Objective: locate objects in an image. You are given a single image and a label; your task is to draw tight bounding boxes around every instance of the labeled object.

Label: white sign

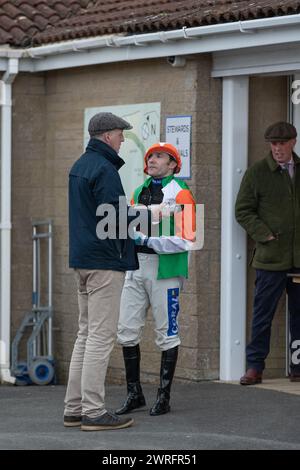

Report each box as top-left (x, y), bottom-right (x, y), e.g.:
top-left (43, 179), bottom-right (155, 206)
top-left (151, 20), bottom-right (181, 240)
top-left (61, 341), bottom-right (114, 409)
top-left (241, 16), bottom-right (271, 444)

top-left (84, 103), bottom-right (161, 200)
top-left (165, 115), bottom-right (191, 179)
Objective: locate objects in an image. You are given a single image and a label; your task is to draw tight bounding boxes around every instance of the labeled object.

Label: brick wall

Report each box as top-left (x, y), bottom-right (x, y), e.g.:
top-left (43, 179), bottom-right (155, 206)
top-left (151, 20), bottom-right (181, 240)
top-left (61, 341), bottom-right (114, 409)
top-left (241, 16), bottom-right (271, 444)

top-left (11, 55), bottom-right (222, 384)
top-left (11, 73), bottom-right (50, 362)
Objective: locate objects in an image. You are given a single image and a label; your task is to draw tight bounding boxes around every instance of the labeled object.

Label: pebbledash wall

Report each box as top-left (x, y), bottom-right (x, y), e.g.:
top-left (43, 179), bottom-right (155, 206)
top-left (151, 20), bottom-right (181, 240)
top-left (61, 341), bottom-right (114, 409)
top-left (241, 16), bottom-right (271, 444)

top-left (10, 55), bottom-right (288, 384)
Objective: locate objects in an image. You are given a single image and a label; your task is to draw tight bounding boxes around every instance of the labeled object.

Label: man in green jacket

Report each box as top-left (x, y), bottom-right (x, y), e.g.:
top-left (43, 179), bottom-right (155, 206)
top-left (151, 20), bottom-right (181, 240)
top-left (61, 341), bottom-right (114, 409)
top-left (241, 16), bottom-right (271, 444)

top-left (235, 121), bottom-right (300, 385)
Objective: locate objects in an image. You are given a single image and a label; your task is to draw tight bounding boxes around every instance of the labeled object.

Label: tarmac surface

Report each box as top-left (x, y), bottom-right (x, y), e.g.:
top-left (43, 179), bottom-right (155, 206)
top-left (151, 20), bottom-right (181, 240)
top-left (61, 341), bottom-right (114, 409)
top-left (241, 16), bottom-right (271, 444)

top-left (0, 381), bottom-right (300, 450)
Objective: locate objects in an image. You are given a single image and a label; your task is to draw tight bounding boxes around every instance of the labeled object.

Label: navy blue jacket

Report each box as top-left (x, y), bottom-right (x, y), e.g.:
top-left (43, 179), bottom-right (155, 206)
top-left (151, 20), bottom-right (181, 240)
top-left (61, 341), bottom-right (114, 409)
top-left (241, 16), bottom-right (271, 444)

top-left (69, 138), bottom-right (138, 271)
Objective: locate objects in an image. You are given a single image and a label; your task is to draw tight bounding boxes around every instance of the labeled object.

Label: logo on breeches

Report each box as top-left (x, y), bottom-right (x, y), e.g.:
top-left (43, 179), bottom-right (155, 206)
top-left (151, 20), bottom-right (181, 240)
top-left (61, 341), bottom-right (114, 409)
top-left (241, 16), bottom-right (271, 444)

top-left (167, 288), bottom-right (180, 336)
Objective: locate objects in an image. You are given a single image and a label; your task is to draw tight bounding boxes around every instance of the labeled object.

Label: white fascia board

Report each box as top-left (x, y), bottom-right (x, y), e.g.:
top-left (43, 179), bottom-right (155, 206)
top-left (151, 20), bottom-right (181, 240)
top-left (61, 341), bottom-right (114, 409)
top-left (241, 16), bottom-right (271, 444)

top-left (23, 13), bottom-right (300, 55)
top-left (0, 58), bottom-right (8, 71)
top-left (17, 24), bottom-right (300, 73)
top-left (18, 58), bottom-right (34, 72)
top-left (213, 64), bottom-right (300, 78)
top-left (213, 43), bottom-right (300, 77)
top-left (1, 14), bottom-right (300, 73)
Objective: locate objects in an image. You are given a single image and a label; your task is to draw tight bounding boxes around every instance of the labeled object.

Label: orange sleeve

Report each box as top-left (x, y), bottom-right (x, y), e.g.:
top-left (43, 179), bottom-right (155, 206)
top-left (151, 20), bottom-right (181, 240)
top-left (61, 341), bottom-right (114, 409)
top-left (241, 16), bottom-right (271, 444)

top-left (175, 189), bottom-right (196, 241)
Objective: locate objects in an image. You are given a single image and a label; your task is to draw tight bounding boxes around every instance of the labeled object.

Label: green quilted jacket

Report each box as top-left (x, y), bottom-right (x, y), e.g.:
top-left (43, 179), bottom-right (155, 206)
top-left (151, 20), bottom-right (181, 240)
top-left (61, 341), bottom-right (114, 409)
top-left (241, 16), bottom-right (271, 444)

top-left (235, 152), bottom-right (300, 271)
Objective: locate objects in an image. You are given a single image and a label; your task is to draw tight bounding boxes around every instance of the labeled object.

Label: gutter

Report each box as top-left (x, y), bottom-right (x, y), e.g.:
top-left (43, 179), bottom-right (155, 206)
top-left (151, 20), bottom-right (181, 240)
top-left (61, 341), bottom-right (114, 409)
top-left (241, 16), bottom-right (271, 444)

top-left (0, 13), bottom-right (299, 72)
top-left (16, 13), bottom-right (300, 72)
top-left (25, 13), bottom-right (300, 56)
top-left (0, 58), bottom-right (18, 384)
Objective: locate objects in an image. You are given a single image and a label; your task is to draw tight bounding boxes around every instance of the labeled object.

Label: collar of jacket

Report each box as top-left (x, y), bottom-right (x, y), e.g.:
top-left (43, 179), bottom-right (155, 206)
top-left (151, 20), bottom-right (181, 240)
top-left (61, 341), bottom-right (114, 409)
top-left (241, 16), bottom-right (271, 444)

top-left (143, 174), bottom-right (174, 188)
top-left (86, 138), bottom-right (125, 170)
top-left (266, 151), bottom-right (300, 172)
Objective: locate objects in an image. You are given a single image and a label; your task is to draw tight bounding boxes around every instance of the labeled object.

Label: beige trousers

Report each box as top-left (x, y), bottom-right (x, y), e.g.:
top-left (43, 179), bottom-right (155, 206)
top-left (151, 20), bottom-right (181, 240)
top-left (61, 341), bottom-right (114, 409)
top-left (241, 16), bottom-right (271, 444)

top-left (64, 269), bottom-right (125, 418)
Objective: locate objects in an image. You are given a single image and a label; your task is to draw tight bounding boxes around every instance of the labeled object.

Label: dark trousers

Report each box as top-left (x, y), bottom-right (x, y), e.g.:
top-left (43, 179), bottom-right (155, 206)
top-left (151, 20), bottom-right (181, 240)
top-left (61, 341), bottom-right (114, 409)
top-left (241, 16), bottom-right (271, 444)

top-left (246, 268), bottom-right (300, 373)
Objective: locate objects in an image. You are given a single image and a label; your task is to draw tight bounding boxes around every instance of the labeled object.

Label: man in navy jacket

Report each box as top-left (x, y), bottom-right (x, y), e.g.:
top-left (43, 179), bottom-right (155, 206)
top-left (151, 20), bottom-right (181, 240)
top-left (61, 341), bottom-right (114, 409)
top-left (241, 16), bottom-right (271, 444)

top-left (64, 112), bottom-right (138, 431)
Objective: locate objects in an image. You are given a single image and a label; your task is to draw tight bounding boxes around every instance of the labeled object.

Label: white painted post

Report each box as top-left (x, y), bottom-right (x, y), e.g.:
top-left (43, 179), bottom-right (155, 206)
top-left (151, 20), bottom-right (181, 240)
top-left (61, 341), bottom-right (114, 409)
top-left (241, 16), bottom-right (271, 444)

top-left (220, 76), bottom-right (249, 380)
top-left (0, 59), bottom-right (18, 384)
top-left (0, 81), bottom-right (13, 383)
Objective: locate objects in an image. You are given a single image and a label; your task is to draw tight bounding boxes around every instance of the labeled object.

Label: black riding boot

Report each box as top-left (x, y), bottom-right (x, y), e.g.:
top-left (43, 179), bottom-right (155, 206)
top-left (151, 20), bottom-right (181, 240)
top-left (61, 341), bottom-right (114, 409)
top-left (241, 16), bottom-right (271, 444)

top-left (116, 345), bottom-right (146, 415)
top-left (150, 346), bottom-right (178, 416)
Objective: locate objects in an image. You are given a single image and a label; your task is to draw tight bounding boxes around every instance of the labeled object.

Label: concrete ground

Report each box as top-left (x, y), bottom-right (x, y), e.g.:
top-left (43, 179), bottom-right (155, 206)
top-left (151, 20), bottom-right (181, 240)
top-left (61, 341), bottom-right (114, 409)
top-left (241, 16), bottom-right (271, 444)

top-left (249, 378), bottom-right (300, 396)
top-left (0, 379), bottom-right (300, 450)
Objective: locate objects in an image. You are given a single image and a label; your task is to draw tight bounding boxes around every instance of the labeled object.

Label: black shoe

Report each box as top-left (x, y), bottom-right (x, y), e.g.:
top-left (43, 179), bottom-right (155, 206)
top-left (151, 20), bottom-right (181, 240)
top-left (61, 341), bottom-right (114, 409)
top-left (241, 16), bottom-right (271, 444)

top-left (81, 411), bottom-right (134, 431)
top-left (63, 414), bottom-right (82, 427)
top-left (116, 382), bottom-right (146, 415)
top-left (149, 390), bottom-right (170, 416)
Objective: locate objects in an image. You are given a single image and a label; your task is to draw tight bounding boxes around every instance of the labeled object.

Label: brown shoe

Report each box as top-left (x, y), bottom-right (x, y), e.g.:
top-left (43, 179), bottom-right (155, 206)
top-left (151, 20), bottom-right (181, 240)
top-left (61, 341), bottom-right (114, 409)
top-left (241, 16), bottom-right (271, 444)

top-left (240, 368), bottom-right (262, 386)
top-left (289, 372), bottom-right (300, 382)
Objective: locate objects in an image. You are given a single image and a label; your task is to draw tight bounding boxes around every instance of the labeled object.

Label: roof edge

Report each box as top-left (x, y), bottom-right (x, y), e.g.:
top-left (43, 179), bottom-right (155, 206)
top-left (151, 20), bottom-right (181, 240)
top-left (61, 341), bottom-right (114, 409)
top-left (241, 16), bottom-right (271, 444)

top-left (1, 14), bottom-right (300, 74)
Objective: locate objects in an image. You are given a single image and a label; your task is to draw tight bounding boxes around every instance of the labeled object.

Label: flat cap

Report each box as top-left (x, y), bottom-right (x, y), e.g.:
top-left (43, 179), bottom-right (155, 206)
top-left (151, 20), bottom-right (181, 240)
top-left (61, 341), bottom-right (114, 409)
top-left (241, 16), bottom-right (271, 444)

top-left (88, 112), bottom-right (132, 136)
top-left (264, 121), bottom-right (297, 142)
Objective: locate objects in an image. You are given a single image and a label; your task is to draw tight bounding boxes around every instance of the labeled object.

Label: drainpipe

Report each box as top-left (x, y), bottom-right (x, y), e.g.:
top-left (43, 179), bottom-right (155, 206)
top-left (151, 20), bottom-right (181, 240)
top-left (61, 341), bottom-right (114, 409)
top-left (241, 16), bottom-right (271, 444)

top-left (0, 58), bottom-right (18, 384)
